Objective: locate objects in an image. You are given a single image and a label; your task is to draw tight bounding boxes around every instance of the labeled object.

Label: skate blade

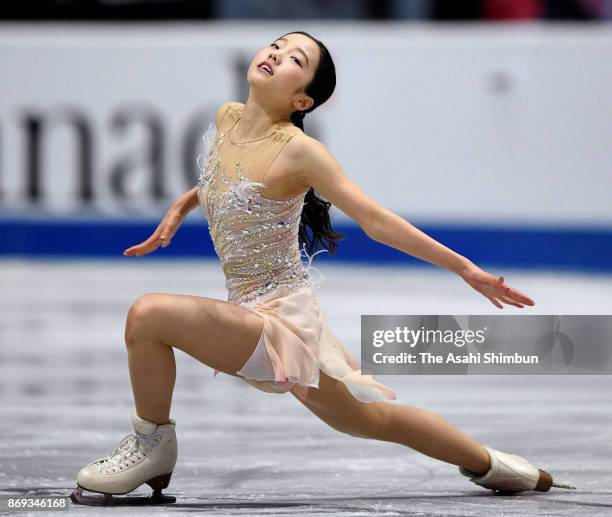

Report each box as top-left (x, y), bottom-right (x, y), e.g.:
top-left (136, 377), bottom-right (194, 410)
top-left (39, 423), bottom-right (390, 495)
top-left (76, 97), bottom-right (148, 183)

top-left (492, 489), bottom-right (522, 496)
top-left (552, 483), bottom-right (577, 490)
top-left (70, 486), bottom-right (175, 506)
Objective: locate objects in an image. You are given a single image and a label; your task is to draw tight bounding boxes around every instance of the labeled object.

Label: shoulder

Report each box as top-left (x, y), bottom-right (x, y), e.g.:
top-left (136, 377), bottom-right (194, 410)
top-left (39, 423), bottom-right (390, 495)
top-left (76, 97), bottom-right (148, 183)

top-left (284, 131), bottom-right (327, 162)
top-left (284, 131), bottom-right (334, 181)
top-left (215, 101), bottom-right (244, 130)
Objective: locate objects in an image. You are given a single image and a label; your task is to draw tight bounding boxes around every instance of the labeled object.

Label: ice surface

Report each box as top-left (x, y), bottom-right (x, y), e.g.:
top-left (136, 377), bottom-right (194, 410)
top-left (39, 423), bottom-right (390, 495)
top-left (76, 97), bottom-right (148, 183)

top-left (0, 259), bottom-right (610, 516)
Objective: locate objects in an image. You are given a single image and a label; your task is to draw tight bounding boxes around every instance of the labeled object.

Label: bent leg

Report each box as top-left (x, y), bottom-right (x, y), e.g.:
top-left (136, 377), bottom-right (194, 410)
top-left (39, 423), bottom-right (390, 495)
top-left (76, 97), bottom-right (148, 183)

top-left (125, 292), bottom-right (264, 424)
top-left (291, 371), bottom-right (490, 475)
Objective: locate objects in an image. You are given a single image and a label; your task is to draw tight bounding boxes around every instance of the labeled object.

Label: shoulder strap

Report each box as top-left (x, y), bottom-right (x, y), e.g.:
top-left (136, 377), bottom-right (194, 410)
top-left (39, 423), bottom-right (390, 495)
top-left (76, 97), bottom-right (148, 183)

top-left (217, 102), bottom-right (244, 132)
top-left (259, 125), bottom-right (302, 187)
top-left (269, 123), bottom-right (301, 143)
top-left (225, 102), bottom-right (245, 125)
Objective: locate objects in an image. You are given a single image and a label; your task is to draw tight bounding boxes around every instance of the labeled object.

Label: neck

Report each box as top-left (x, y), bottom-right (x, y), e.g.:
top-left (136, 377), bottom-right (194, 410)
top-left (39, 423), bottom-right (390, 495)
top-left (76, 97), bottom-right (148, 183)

top-left (237, 96), bottom-right (291, 141)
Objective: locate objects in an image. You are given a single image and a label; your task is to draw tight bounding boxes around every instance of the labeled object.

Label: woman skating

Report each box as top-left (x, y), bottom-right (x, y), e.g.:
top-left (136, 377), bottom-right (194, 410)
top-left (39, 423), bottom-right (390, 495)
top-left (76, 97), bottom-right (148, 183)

top-left (71, 31), bottom-right (574, 505)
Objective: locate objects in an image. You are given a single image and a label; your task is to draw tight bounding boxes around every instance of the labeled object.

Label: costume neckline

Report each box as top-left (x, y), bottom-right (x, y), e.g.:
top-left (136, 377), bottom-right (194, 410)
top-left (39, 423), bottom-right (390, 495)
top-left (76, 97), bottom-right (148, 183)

top-left (227, 106), bottom-right (292, 146)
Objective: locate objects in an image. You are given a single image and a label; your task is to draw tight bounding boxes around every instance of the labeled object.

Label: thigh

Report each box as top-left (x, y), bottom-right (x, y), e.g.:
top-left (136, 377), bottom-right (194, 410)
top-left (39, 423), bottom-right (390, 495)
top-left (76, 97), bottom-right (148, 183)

top-left (290, 370), bottom-right (388, 439)
top-left (127, 292), bottom-right (263, 377)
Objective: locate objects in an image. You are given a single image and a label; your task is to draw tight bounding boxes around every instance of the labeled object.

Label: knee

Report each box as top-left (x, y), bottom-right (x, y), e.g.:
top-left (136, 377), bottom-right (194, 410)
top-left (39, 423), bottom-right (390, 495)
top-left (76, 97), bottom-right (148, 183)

top-left (125, 293), bottom-right (161, 345)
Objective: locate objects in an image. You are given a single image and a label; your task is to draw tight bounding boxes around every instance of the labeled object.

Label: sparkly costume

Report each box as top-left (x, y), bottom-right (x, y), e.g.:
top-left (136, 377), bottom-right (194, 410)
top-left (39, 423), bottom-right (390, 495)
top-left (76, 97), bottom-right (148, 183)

top-left (196, 102), bottom-right (396, 403)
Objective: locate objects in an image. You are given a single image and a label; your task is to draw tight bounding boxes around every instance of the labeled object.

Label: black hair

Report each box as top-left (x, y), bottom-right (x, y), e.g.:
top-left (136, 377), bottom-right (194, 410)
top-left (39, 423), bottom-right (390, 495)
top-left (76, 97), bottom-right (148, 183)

top-left (278, 30), bottom-right (344, 258)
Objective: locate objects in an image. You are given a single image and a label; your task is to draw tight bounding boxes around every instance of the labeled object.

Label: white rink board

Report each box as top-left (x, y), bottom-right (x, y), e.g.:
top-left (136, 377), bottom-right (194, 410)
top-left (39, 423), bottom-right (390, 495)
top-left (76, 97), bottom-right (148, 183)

top-left (0, 23), bottom-right (611, 225)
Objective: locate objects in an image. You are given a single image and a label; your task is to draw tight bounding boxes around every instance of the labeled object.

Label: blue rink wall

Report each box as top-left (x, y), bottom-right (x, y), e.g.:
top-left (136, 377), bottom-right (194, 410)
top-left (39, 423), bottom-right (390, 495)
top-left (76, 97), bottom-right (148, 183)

top-left (2, 218), bottom-right (611, 273)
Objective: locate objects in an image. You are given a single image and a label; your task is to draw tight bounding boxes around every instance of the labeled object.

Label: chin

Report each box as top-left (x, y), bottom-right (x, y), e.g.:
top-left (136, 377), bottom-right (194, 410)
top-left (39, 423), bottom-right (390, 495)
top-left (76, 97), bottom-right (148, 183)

top-left (247, 69), bottom-right (268, 85)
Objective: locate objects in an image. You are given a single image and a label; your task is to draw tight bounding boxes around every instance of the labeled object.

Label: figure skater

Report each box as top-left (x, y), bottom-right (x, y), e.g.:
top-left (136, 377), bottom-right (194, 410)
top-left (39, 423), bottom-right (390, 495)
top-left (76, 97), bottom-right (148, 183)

top-left (71, 31), bottom-right (575, 505)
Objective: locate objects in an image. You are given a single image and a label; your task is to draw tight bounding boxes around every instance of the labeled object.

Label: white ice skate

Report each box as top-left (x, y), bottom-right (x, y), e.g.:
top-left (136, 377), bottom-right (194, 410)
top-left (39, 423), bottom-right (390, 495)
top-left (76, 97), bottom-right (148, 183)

top-left (459, 445), bottom-right (576, 495)
top-left (70, 412), bottom-right (177, 505)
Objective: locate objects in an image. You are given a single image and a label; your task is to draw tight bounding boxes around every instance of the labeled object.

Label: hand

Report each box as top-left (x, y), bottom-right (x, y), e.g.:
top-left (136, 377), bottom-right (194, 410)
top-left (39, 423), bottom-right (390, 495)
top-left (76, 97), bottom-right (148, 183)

top-left (123, 205), bottom-right (186, 257)
top-left (458, 261), bottom-right (535, 309)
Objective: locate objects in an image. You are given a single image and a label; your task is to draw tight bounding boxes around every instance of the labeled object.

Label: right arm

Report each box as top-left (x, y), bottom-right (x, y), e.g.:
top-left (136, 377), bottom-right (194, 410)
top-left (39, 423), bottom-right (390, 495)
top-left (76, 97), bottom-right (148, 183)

top-left (123, 102), bottom-right (234, 257)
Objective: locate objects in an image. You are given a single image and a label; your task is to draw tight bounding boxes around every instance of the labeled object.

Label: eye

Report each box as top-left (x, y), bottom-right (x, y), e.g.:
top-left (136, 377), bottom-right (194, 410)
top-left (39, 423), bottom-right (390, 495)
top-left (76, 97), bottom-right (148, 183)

top-left (270, 42), bottom-right (302, 67)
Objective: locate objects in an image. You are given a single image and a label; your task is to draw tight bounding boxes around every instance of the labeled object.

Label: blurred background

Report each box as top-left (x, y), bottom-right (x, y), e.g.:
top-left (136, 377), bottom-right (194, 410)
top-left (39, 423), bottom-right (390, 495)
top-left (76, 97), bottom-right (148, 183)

top-left (1, 0), bottom-right (611, 268)
top-left (1, 2), bottom-right (611, 514)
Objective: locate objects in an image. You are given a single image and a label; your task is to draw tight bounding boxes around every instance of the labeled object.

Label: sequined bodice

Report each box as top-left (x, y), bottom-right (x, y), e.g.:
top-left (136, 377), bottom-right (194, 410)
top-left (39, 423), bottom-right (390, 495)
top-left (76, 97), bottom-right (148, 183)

top-left (195, 104), bottom-right (319, 306)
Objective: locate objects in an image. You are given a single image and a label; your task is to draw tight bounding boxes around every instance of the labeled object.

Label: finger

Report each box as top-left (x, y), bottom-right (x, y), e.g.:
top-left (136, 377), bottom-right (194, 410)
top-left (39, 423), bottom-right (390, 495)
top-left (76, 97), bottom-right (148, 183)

top-left (125, 239), bottom-right (162, 257)
top-left (499, 295), bottom-right (524, 308)
top-left (123, 242), bottom-right (155, 256)
top-left (125, 235), bottom-right (158, 252)
top-left (501, 285), bottom-right (535, 306)
top-left (123, 246), bottom-right (144, 256)
top-left (501, 296), bottom-right (524, 308)
top-left (487, 296), bottom-right (504, 309)
top-left (493, 282), bottom-right (515, 297)
top-left (511, 288), bottom-right (535, 306)
top-left (123, 220), bottom-right (174, 255)
top-left (509, 292), bottom-right (534, 306)
top-left (135, 229), bottom-right (170, 252)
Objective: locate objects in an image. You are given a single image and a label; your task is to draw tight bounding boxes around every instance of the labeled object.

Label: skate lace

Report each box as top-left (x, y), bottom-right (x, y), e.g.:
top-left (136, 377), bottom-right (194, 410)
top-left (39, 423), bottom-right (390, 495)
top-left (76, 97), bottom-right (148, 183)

top-left (92, 432), bottom-right (162, 473)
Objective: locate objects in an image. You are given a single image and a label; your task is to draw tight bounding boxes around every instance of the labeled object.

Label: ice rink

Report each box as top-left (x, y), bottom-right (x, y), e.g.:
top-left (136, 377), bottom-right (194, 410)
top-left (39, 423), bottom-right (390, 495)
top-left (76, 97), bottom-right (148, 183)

top-left (1, 259), bottom-right (611, 516)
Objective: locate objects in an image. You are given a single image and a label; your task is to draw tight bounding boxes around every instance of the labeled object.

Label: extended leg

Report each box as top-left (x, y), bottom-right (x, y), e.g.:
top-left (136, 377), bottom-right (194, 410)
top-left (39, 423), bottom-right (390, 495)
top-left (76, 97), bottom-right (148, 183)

top-left (291, 371), bottom-right (490, 475)
top-left (124, 292), bottom-right (264, 425)
top-left (292, 372), bottom-right (575, 493)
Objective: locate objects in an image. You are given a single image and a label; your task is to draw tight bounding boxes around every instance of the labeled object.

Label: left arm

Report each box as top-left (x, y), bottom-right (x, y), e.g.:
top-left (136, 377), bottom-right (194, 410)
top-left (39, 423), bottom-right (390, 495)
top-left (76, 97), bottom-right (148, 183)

top-left (292, 136), bottom-right (535, 309)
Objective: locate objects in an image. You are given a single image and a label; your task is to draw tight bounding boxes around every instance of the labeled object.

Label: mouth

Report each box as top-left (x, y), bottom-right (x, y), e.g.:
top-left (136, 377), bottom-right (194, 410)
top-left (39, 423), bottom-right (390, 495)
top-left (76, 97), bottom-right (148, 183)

top-left (257, 61), bottom-right (273, 75)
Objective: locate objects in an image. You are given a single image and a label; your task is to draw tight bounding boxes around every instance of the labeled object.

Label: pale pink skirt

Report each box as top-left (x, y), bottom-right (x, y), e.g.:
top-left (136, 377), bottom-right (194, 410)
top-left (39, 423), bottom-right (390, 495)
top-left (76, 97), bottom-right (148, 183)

top-left (213, 284), bottom-right (397, 404)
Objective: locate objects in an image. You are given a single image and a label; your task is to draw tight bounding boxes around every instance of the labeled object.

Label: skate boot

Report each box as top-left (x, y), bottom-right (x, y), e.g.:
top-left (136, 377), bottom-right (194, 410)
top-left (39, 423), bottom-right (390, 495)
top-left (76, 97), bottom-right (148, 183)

top-left (459, 445), bottom-right (576, 495)
top-left (70, 412), bottom-right (177, 506)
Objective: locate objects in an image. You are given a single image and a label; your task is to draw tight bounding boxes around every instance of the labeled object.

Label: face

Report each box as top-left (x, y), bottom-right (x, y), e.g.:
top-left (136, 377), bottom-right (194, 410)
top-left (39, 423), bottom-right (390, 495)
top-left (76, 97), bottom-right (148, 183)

top-left (247, 32), bottom-right (320, 113)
